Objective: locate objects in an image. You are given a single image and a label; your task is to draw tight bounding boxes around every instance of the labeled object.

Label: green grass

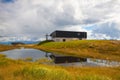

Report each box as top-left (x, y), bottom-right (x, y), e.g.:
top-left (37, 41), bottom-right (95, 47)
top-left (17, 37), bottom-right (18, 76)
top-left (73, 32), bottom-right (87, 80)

top-left (38, 40), bottom-right (54, 45)
top-left (36, 40), bottom-right (120, 61)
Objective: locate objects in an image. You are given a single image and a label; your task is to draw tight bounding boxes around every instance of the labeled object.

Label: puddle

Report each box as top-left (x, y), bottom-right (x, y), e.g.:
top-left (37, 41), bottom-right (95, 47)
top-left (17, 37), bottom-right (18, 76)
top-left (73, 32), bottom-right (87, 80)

top-left (0, 48), bottom-right (120, 67)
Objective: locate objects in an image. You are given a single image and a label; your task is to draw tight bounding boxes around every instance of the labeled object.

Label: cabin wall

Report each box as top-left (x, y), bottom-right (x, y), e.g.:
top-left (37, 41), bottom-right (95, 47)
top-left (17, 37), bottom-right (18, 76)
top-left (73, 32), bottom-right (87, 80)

top-left (52, 37), bottom-right (86, 42)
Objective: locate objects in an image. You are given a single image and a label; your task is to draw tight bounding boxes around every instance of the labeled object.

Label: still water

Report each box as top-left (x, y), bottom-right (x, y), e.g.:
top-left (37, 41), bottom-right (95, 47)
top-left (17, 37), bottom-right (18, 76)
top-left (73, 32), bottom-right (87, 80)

top-left (0, 48), bottom-right (51, 61)
top-left (0, 48), bottom-right (120, 67)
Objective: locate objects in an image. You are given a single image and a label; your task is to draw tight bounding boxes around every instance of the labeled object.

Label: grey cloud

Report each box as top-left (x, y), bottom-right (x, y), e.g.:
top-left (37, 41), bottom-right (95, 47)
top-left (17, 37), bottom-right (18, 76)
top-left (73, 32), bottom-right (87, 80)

top-left (82, 0), bottom-right (120, 24)
top-left (0, 0), bottom-right (120, 41)
top-left (36, 3), bottom-right (79, 27)
top-left (53, 5), bottom-right (79, 26)
top-left (93, 22), bottom-right (120, 39)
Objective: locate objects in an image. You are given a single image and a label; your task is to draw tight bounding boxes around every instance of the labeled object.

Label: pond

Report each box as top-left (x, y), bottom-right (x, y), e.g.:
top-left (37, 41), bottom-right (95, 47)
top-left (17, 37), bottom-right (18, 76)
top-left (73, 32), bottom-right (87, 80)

top-left (0, 48), bottom-right (120, 67)
top-left (0, 48), bottom-right (51, 61)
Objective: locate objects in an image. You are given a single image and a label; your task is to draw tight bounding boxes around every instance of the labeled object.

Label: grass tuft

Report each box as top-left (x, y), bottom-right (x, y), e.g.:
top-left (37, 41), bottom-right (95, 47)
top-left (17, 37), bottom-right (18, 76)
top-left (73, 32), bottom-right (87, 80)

top-left (14, 66), bottom-right (73, 80)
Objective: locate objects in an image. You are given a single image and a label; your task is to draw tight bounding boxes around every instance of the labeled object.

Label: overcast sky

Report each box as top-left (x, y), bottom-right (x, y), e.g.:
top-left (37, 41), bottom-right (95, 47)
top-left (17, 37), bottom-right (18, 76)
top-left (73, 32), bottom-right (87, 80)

top-left (0, 0), bottom-right (120, 41)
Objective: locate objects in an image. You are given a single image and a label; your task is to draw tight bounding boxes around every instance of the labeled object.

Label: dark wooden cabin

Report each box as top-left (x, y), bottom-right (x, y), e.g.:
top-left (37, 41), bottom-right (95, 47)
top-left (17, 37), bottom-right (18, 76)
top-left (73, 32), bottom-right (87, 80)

top-left (50, 30), bottom-right (87, 42)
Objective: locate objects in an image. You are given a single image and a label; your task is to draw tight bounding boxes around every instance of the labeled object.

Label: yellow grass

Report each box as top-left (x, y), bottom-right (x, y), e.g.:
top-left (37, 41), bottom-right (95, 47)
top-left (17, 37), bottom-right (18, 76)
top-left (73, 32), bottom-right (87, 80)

top-left (0, 45), bottom-right (17, 51)
top-left (0, 41), bottom-right (120, 80)
top-left (35, 40), bottom-right (120, 61)
top-left (0, 54), bottom-right (120, 80)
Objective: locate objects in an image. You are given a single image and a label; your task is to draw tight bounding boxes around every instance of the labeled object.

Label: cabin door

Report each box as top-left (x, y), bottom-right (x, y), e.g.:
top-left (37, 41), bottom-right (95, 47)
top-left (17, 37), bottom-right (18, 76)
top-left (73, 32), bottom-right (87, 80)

top-left (63, 39), bottom-right (66, 42)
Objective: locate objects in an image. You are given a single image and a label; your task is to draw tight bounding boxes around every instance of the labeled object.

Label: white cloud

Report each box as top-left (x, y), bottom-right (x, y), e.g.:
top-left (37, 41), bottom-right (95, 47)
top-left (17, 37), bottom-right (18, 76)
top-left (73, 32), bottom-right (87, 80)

top-left (0, 0), bottom-right (120, 41)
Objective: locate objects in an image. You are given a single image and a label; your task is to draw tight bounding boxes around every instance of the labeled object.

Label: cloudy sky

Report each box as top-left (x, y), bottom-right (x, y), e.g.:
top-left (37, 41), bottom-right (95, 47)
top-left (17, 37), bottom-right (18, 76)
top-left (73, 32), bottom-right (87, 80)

top-left (0, 0), bottom-right (120, 41)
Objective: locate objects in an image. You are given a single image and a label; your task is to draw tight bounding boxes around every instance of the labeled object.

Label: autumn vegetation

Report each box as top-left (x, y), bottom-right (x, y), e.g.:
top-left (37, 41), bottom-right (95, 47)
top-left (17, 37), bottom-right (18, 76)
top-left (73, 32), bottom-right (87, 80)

top-left (0, 40), bottom-right (120, 80)
top-left (0, 53), bottom-right (120, 80)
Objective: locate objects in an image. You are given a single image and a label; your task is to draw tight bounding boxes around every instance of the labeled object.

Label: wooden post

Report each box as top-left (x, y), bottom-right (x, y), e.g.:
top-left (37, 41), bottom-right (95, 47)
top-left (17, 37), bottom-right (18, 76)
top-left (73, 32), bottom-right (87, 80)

top-left (45, 33), bottom-right (49, 40)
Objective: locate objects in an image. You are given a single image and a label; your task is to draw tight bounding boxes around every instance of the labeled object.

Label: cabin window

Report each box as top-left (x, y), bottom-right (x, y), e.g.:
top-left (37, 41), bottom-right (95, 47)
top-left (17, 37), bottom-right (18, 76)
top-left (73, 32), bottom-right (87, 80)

top-left (78, 33), bottom-right (81, 35)
top-left (63, 39), bottom-right (66, 42)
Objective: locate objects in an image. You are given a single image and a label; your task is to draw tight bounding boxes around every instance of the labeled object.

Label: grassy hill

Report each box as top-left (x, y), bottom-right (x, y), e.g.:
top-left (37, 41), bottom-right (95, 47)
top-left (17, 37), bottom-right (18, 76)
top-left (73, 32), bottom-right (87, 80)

top-left (37, 40), bottom-right (120, 61)
top-left (0, 41), bottom-right (120, 80)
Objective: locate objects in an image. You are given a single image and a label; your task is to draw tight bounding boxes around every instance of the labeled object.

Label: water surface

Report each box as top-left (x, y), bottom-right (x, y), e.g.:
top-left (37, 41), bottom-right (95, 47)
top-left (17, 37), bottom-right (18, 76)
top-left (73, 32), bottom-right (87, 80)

top-left (1, 48), bottom-right (51, 61)
top-left (1, 48), bottom-right (120, 67)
